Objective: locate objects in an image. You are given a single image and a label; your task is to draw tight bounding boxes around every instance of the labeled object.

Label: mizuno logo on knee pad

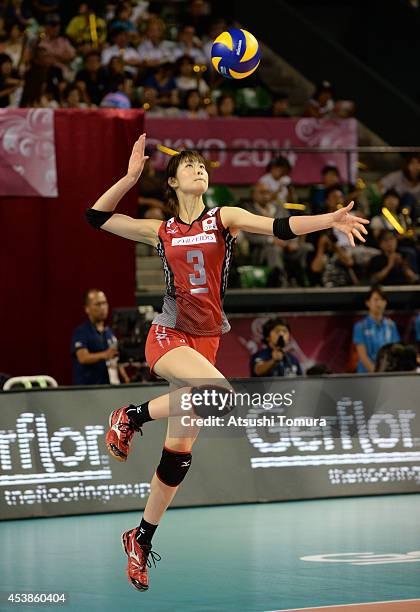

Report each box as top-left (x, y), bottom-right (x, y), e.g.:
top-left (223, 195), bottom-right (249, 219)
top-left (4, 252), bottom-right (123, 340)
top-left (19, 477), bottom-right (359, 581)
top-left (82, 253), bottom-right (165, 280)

top-left (156, 447), bottom-right (192, 487)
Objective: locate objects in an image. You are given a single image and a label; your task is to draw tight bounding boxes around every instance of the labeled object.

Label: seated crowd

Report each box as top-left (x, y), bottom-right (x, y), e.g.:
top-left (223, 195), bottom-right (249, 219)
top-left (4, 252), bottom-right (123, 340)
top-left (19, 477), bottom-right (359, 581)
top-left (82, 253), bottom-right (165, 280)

top-left (139, 150), bottom-right (420, 289)
top-left (0, 1), bottom-right (354, 116)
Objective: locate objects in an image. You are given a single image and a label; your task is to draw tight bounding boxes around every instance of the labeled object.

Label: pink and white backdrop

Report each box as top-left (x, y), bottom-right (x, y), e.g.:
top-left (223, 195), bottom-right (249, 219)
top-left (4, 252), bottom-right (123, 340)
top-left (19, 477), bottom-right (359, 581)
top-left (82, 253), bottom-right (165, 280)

top-left (0, 108), bottom-right (57, 197)
top-left (146, 117), bottom-right (358, 184)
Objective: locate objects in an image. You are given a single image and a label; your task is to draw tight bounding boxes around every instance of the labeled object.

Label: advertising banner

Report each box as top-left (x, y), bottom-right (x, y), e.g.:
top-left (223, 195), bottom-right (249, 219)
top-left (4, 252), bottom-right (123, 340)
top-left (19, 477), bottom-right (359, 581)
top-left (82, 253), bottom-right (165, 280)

top-left (146, 117), bottom-right (357, 184)
top-left (0, 375), bottom-right (419, 520)
top-left (0, 109), bottom-right (57, 197)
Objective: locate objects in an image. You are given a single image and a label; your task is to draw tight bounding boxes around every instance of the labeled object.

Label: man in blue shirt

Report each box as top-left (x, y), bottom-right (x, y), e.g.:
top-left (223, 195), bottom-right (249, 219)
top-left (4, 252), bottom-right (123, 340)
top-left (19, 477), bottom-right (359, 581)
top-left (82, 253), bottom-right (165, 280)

top-left (416, 313), bottom-right (420, 343)
top-left (353, 285), bottom-right (400, 373)
top-left (251, 317), bottom-right (302, 377)
top-left (71, 288), bottom-right (121, 385)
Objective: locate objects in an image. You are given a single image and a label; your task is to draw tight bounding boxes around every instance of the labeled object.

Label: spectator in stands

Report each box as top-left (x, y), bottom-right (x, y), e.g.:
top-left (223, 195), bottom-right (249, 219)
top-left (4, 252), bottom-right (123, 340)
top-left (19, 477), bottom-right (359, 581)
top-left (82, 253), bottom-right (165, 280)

top-left (173, 24), bottom-right (206, 65)
top-left (0, 52), bottom-right (22, 107)
top-left (137, 18), bottom-right (173, 67)
top-left (138, 149), bottom-right (166, 220)
top-left (375, 343), bottom-right (417, 372)
top-left (370, 189), bottom-right (418, 271)
top-left (102, 27), bottom-right (141, 75)
top-left (259, 156), bottom-right (295, 214)
top-left (140, 85), bottom-right (180, 117)
top-left (32, 0), bottom-right (60, 23)
top-left (369, 229), bottom-right (418, 285)
top-left (174, 54), bottom-right (209, 96)
top-left (3, 0), bottom-right (33, 30)
top-left (100, 73), bottom-right (132, 108)
top-left (217, 93), bottom-right (236, 117)
top-left (181, 88), bottom-right (207, 118)
top-left (108, 1), bottom-right (137, 34)
top-left (3, 23), bottom-right (29, 73)
top-left (130, 1), bottom-right (150, 24)
top-left (72, 288), bottom-right (129, 385)
top-left (61, 82), bottom-right (89, 108)
top-left (353, 285), bottom-right (400, 373)
top-left (378, 154), bottom-right (420, 221)
top-left (304, 80), bottom-right (335, 118)
top-left (203, 18), bottom-right (227, 66)
top-left (20, 46), bottom-right (64, 107)
top-left (310, 165), bottom-right (342, 213)
top-left (66, 2), bottom-right (107, 47)
top-left (251, 317), bottom-right (302, 377)
top-left (270, 92), bottom-right (290, 117)
top-left (308, 230), bottom-right (358, 287)
top-left (415, 313), bottom-right (420, 366)
top-left (370, 189), bottom-right (406, 239)
top-left (37, 13), bottom-right (76, 78)
top-left (143, 61), bottom-right (178, 106)
top-left (75, 50), bottom-right (108, 105)
top-left (243, 182), bottom-right (284, 273)
top-left (104, 54), bottom-right (131, 87)
top-left (181, 0), bottom-right (212, 38)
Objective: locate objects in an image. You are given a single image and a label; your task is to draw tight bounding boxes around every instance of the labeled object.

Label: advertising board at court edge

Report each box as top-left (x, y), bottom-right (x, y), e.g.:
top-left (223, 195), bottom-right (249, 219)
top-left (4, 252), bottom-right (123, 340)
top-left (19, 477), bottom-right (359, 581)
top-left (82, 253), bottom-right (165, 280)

top-left (0, 385), bottom-right (419, 514)
top-left (245, 395), bottom-right (420, 487)
top-left (0, 411), bottom-right (151, 509)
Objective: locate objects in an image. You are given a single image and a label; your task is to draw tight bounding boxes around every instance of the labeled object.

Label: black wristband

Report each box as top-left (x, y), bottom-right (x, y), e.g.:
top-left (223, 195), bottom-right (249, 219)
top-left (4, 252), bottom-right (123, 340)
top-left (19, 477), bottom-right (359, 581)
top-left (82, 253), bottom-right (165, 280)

top-left (85, 208), bottom-right (114, 229)
top-left (273, 217), bottom-right (297, 240)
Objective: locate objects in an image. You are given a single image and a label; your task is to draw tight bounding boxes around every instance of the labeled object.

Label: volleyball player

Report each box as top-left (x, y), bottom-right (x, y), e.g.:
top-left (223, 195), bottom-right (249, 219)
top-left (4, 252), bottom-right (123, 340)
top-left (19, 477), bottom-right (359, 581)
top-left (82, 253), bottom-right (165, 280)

top-left (86, 133), bottom-right (369, 591)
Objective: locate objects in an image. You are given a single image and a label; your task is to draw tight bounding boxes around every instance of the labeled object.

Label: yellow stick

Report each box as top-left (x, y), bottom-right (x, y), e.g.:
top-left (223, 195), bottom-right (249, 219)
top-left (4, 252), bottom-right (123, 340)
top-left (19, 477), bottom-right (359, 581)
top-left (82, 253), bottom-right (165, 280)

top-left (382, 207), bottom-right (405, 234)
top-left (284, 203), bottom-right (306, 211)
top-left (89, 13), bottom-right (98, 48)
top-left (156, 144), bottom-right (220, 167)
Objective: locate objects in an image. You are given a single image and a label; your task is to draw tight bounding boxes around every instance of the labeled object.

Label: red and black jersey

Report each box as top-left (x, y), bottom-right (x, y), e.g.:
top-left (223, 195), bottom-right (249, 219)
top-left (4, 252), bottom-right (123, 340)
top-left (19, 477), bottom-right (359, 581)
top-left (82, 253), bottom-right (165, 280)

top-left (152, 206), bottom-right (236, 336)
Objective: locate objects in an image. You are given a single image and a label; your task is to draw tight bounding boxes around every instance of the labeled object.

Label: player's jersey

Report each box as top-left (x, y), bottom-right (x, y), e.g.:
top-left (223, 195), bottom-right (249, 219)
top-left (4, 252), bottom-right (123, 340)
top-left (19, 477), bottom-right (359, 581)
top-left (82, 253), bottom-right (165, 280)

top-left (152, 206), bottom-right (236, 336)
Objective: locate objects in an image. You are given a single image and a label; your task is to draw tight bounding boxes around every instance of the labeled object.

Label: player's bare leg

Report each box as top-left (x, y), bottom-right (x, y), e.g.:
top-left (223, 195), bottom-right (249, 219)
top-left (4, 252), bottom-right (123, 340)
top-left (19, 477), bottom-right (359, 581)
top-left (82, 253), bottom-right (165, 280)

top-left (106, 346), bottom-right (230, 460)
top-left (121, 347), bottom-right (231, 590)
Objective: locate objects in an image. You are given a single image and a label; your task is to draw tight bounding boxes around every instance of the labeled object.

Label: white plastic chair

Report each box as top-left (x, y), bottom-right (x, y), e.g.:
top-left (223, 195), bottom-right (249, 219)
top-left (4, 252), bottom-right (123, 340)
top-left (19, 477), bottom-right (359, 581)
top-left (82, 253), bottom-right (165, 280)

top-left (3, 375), bottom-right (58, 391)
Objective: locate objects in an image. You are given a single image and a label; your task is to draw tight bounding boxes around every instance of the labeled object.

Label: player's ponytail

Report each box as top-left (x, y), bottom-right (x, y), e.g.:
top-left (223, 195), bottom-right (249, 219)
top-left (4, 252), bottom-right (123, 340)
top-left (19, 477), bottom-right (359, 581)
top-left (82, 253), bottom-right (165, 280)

top-left (164, 183), bottom-right (179, 217)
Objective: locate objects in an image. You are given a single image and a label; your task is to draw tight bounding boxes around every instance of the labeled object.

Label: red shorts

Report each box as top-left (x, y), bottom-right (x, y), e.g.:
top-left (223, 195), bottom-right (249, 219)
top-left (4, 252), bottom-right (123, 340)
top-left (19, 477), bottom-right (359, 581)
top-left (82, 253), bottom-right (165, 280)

top-left (145, 324), bottom-right (220, 373)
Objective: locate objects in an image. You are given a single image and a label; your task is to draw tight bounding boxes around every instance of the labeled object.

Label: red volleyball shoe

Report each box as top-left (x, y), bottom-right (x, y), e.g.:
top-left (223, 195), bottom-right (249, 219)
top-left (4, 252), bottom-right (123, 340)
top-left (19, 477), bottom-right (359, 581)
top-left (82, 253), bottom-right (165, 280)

top-left (106, 406), bottom-right (142, 461)
top-left (121, 528), bottom-right (161, 591)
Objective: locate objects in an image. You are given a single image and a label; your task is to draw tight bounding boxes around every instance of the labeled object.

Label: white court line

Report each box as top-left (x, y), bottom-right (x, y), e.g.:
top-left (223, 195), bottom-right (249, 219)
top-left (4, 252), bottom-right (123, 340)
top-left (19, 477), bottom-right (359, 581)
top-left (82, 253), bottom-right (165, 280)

top-left (264, 598), bottom-right (420, 612)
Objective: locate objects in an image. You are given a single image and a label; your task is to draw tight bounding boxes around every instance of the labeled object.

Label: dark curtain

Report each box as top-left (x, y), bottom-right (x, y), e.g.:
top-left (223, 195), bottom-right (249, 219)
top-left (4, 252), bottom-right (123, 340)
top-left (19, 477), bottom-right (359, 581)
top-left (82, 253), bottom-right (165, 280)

top-left (0, 109), bottom-right (144, 384)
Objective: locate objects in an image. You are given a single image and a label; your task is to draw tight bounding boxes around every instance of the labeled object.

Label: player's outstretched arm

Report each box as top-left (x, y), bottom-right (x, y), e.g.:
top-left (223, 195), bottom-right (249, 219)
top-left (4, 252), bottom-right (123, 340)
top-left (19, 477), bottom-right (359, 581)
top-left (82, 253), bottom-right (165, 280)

top-left (86, 133), bottom-right (160, 246)
top-left (220, 202), bottom-right (369, 247)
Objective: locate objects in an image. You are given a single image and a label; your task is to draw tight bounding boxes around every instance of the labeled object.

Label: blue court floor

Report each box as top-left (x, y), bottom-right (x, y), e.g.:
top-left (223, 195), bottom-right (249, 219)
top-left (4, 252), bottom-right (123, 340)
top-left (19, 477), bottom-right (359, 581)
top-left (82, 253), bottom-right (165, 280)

top-left (0, 494), bottom-right (419, 612)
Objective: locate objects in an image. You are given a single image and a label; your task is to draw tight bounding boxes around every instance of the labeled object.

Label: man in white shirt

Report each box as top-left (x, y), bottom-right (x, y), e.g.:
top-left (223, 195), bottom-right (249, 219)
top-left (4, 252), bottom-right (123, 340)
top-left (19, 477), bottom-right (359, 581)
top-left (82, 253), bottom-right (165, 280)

top-left (259, 156), bottom-right (295, 216)
top-left (172, 25), bottom-right (207, 65)
top-left (101, 28), bottom-right (141, 75)
top-left (137, 19), bottom-right (174, 67)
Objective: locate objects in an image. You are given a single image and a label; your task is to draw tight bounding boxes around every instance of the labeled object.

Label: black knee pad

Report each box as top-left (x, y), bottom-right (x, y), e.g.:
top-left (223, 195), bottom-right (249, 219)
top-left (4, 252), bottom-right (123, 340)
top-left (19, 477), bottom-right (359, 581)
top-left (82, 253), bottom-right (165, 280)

top-left (190, 384), bottom-right (235, 417)
top-left (156, 447), bottom-right (192, 487)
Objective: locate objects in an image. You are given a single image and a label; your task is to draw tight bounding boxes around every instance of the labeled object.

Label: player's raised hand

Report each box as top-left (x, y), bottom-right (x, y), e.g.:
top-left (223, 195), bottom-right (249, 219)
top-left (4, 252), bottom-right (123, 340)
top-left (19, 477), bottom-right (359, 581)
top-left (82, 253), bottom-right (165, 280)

top-left (331, 201), bottom-right (369, 247)
top-left (127, 133), bottom-right (149, 182)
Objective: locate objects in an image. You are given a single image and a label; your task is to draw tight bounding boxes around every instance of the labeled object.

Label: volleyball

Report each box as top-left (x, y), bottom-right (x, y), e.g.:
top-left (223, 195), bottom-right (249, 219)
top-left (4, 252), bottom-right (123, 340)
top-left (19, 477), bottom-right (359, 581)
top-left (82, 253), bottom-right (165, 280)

top-left (211, 28), bottom-right (260, 80)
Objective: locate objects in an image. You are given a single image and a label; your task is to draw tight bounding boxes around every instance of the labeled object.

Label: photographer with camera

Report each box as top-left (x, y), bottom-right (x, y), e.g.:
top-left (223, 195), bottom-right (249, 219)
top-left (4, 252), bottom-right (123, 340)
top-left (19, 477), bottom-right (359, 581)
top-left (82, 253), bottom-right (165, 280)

top-left (250, 317), bottom-right (302, 377)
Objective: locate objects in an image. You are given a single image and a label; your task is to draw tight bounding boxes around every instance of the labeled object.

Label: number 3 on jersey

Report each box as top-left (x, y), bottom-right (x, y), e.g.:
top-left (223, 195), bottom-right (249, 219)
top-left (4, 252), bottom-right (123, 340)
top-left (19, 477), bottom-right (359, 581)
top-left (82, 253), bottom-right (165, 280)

top-left (187, 249), bottom-right (209, 294)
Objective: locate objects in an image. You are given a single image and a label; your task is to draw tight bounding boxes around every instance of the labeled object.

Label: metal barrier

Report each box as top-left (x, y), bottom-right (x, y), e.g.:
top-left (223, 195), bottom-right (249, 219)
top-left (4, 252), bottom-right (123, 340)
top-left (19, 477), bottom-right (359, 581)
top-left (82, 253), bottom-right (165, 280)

top-left (3, 376), bottom-right (59, 391)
